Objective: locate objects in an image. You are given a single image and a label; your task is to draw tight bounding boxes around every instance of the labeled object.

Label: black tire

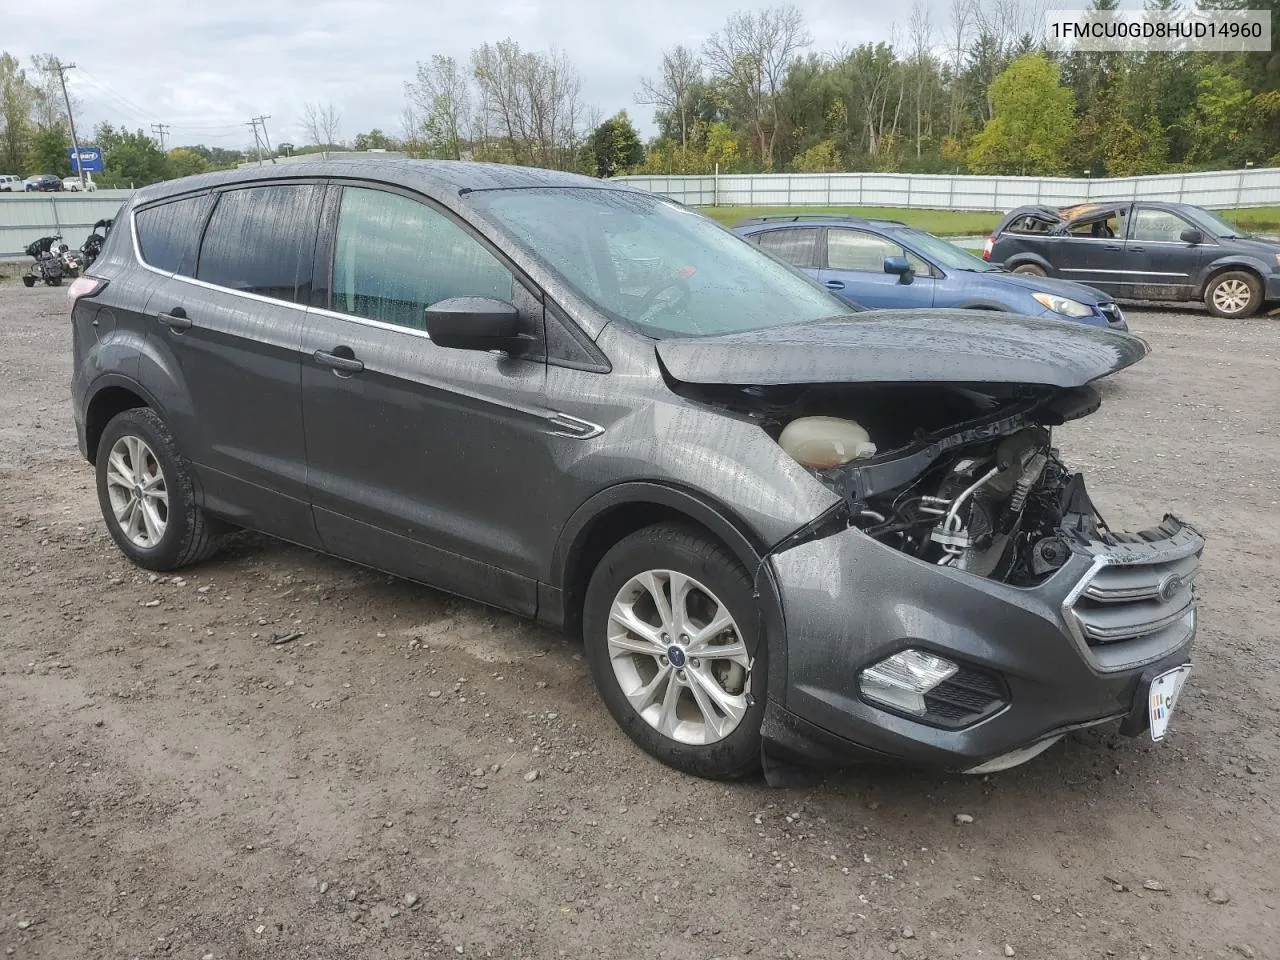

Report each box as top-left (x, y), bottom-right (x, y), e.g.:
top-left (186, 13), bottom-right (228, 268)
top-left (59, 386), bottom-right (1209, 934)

top-left (45, 276), bottom-right (61, 286)
top-left (582, 522), bottom-right (766, 780)
top-left (95, 408), bottom-right (221, 571)
top-left (1205, 270), bottom-right (1262, 318)
top-left (1011, 263), bottom-right (1047, 277)
top-left (21, 275), bottom-right (35, 287)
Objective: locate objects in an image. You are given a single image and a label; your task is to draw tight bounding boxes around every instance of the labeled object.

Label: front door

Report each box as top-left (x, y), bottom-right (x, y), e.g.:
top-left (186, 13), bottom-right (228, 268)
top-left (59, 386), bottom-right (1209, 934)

top-left (299, 184), bottom-right (552, 614)
top-left (819, 228), bottom-right (936, 308)
top-left (1122, 207), bottom-right (1213, 300)
top-left (143, 182), bottom-right (323, 546)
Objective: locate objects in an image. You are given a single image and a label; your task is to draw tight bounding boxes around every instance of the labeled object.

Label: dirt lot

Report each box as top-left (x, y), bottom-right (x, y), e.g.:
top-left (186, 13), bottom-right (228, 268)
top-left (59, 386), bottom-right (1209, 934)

top-left (1, 282), bottom-right (1276, 960)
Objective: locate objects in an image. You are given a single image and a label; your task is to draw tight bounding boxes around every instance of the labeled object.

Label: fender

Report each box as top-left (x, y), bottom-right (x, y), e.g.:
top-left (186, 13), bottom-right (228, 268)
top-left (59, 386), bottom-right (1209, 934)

top-left (1000, 252), bottom-right (1054, 275)
top-left (1194, 255), bottom-right (1271, 296)
top-left (548, 479), bottom-right (790, 707)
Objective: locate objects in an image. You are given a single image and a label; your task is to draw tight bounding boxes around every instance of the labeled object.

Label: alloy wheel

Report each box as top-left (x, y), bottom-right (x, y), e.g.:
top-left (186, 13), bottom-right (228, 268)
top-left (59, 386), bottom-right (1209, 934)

top-left (1212, 278), bottom-right (1252, 315)
top-left (104, 435), bottom-right (169, 548)
top-left (606, 569), bottom-right (752, 745)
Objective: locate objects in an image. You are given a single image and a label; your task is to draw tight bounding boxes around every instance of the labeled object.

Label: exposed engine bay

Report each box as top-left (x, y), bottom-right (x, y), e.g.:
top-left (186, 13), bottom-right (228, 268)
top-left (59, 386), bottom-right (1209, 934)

top-left (677, 380), bottom-right (1114, 586)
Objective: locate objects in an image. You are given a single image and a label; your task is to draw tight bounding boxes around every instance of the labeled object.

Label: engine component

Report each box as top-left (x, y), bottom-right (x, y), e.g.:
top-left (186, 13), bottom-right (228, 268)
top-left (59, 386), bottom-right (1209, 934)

top-left (780, 416), bottom-right (876, 469)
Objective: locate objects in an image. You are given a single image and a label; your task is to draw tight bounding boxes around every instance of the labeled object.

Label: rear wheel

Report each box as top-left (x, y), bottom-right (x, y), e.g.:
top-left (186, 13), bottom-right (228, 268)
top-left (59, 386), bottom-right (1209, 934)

top-left (21, 275), bottom-right (35, 287)
top-left (582, 523), bottom-right (766, 779)
top-left (1205, 270), bottom-right (1261, 318)
top-left (1011, 263), bottom-right (1047, 277)
top-left (96, 408), bottom-right (222, 570)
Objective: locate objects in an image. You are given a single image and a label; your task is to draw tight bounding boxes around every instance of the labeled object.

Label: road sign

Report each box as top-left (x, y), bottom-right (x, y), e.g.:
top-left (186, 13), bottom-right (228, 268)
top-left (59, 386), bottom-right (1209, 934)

top-left (69, 146), bottom-right (104, 173)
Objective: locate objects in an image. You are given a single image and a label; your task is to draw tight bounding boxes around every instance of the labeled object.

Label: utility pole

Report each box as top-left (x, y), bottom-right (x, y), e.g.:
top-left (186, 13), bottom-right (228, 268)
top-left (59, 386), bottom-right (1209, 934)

top-left (246, 118), bottom-right (263, 164)
top-left (51, 58), bottom-right (85, 189)
top-left (150, 122), bottom-right (170, 151)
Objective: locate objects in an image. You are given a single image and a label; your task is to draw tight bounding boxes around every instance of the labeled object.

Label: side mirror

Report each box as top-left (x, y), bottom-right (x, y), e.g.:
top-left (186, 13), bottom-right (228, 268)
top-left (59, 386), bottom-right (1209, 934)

top-left (883, 255), bottom-right (914, 284)
top-left (424, 297), bottom-right (521, 351)
top-left (1180, 227), bottom-right (1203, 245)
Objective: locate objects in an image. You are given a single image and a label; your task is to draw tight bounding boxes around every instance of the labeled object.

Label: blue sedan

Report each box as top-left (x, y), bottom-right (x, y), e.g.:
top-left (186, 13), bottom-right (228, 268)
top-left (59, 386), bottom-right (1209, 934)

top-left (734, 215), bottom-right (1127, 330)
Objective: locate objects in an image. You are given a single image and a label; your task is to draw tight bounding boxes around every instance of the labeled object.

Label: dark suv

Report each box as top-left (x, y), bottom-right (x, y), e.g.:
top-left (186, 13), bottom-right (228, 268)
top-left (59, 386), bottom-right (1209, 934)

top-left (986, 200), bottom-right (1280, 318)
top-left (70, 160), bottom-right (1203, 781)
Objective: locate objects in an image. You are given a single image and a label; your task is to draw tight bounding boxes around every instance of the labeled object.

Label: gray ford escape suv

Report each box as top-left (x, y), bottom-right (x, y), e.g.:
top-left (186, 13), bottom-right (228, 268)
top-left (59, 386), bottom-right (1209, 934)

top-left (70, 160), bottom-right (1204, 781)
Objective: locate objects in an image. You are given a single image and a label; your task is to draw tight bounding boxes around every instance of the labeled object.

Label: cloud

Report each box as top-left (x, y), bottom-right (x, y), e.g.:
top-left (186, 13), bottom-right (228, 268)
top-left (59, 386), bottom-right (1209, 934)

top-left (4, 0), bottom-right (917, 150)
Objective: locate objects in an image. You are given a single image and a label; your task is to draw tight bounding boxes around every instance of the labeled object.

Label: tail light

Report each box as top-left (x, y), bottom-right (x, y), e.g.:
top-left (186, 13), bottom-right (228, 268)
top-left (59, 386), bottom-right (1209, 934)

top-left (981, 237), bottom-right (994, 261)
top-left (67, 276), bottom-right (107, 304)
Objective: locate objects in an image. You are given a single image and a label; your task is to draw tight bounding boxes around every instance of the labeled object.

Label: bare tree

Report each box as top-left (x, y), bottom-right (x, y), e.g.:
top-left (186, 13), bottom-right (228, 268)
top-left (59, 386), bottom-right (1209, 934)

top-left (406, 55), bottom-right (471, 160)
top-left (28, 54), bottom-right (68, 131)
top-left (946, 0), bottom-right (973, 135)
top-left (301, 101), bottom-right (342, 146)
top-left (471, 39), bottom-right (586, 169)
top-left (703, 5), bottom-right (810, 168)
top-left (909, 0), bottom-right (936, 158)
top-left (0, 53), bottom-right (35, 171)
top-left (637, 45), bottom-right (703, 153)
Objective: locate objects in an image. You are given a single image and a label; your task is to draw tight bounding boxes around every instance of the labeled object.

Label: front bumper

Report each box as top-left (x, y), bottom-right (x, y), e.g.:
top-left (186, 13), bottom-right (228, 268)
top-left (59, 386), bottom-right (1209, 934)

top-left (766, 516), bottom-right (1202, 772)
top-left (1264, 273), bottom-right (1280, 302)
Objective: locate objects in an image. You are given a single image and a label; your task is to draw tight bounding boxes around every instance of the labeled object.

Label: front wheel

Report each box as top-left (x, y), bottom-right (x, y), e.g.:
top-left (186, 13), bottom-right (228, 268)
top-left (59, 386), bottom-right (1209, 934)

top-left (21, 275), bottom-right (35, 287)
top-left (1011, 263), bottom-right (1047, 277)
top-left (582, 523), bottom-right (766, 779)
top-left (95, 408), bottom-right (222, 570)
top-left (1205, 270), bottom-right (1262, 318)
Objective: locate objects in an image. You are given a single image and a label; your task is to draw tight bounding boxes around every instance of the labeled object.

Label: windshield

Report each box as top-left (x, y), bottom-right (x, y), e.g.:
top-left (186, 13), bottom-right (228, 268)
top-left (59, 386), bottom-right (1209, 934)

top-left (897, 228), bottom-right (999, 272)
top-left (1181, 206), bottom-right (1242, 238)
top-left (468, 187), bottom-right (852, 337)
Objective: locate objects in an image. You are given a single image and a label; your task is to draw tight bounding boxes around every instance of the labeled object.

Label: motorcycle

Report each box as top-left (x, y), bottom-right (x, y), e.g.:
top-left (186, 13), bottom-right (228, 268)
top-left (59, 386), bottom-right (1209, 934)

top-left (80, 218), bottom-right (113, 269)
top-left (61, 244), bottom-right (85, 277)
top-left (21, 235), bottom-right (66, 287)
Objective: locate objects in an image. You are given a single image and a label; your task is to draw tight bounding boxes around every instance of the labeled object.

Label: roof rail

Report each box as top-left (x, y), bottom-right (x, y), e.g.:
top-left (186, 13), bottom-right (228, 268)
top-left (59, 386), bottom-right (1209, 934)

top-left (733, 213), bottom-right (867, 227)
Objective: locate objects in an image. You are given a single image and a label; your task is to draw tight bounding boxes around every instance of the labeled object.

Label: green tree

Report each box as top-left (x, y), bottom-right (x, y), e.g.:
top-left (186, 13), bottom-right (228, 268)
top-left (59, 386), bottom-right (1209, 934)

top-left (1188, 65), bottom-right (1252, 165)
top-left (967, 54), bottom-right (1076, 175)
top-left (791, 138), bottom-right (840, 172)
top-left (703, 120), bottom-right (743, 171)
top-left (1102, 115), bottom-right (1169, 176)
top-left (353, 129), bottom-right (396, 151)
top-left (166, 147), bottom-right (210, 179)
top-left (583, 111), bottom-right (644, 177)
top-left (28, 124), bottom-right (69, 174)
top-left (0, 52), bottom-right (34, 173)
top-left (101, 128), bottom-right (169, 186)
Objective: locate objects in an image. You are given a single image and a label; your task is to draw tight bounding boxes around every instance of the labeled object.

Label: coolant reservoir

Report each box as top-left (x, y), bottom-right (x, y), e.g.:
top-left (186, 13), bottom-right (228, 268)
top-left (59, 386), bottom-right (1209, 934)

top-left (779, 417), bottom-right (877, 469)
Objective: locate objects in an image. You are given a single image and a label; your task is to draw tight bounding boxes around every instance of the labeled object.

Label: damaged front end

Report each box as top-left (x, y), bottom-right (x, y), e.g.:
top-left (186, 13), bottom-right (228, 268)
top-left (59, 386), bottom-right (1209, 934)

top-left (656, 313), bottom-right (1205, 772)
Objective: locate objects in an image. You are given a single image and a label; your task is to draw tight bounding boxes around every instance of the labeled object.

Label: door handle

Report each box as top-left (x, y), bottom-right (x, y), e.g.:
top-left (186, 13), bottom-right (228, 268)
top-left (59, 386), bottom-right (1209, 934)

top-left (1104, 244), bottom-right (1121, 251)
top-left (156, 308), bottom-right (191, 331)
top-left (313, 348), bottom-right (364, 374)
top-left (824, 279), bottom-right (845, 290)
top-left (1129, 246), bottom-right (1146, 253)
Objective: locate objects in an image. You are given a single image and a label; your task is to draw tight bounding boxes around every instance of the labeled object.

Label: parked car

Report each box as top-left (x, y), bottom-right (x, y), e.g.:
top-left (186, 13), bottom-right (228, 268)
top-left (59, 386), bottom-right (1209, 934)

top-left (735, 214), bottom-right (1127, 330)
top-left (24, 173), bottom-right (63, 192)
top-left (63, 176), bottom-right (97, 192)
top-left (0, 174), bottom-right (24, 191)
top-left (70, 161), bottom-right (1202, 781)
top-left (985, 200), bottom-right (1280, 318)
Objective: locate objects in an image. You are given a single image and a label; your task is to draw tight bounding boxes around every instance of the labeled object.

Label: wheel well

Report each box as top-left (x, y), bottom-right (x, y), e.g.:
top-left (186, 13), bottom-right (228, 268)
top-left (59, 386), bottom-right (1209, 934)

top-left (1203, 264), bottom-right (1262, 296)
top-left (560, 502), bottom-right (738, 642)
top-left (85, 386), bottom-right (147, 464)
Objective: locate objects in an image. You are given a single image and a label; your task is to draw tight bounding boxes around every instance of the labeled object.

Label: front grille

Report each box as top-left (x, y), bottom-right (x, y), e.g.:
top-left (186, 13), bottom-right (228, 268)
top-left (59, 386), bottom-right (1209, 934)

top-left (1065, 518), bottom-right (1203, 672)
top-left (1098, 302), bottom-right (1125, 326)
top-left (923, 665), bottom-right (1008, 728)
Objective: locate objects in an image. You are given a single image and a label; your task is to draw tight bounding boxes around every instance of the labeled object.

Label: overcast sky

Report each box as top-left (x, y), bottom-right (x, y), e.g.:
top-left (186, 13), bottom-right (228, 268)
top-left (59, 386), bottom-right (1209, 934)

top-left (3, 0), bottom-right (967, 151)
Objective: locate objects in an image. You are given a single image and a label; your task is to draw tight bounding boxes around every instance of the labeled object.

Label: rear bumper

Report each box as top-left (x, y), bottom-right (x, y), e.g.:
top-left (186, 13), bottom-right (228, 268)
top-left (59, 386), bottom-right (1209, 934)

top-left (766, 516), bottom-right (1203, 772)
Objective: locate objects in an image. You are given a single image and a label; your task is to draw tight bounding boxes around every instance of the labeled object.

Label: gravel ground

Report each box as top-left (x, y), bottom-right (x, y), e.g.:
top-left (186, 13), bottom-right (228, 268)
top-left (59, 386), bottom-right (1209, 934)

top-left (1, 283), bottom-right (1277, 960)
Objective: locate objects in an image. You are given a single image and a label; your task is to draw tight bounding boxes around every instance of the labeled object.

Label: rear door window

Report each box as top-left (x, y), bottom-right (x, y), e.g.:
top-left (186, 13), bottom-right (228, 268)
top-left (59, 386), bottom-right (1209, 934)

top-left (196, 184), bottom-right (323, 302)
top-left (331, 187), bottom-right (513, 331)
top-left (134, 194), bottom-right (211, 275)
top-left (754, 228), bottom-right (821, 268)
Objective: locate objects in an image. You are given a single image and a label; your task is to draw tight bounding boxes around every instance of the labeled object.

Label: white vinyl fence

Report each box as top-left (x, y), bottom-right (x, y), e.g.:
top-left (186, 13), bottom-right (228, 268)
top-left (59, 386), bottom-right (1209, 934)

top-left (613, 168), bottom-right (1280, 211)
top-left (0, 191), bottom-right (131, 259)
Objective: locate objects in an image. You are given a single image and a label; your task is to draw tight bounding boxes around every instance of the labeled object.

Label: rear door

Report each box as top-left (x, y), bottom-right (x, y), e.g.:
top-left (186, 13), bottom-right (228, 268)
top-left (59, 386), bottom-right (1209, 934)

top-left (299, 183), bottom-right (552, 614)
top-left (819, 227), bottom-right (935, 308)
top-left (751, 226), bottom-right (822, 280)
top-left (1051, 206), bottom-right (1127, 292)
top-left (143, 181), bottom-right (323, 545)
top-left (1122, 206), bottom-right (1212, 300)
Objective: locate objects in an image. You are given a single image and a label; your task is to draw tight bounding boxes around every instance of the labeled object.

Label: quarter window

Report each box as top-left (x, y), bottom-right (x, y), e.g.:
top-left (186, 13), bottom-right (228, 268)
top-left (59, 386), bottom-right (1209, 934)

top-left (196, 185), bottom-right (322, 302)
top-left (1129, 209), bottom-right (1191, 243)
top-left (827, 230), bottom-right (928, 274)
top-left (134, 194), bottom-right (210, 275)
top-left (755, 228), bottom-right (820, 268)
top-left (332, 187), bottom-right (513, 330)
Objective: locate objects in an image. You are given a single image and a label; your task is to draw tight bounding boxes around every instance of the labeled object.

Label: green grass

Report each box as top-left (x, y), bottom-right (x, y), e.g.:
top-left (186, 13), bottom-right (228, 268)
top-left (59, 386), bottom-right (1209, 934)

top-left (700, 204), bottom-right (1280, 237)
top-left (700, 205), bottom-right (1001, 236)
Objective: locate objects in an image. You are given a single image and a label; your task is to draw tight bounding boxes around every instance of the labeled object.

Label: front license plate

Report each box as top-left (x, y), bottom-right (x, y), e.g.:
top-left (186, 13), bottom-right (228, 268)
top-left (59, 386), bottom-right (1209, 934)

top-left (1148, 665), bottom-right (1191, 742)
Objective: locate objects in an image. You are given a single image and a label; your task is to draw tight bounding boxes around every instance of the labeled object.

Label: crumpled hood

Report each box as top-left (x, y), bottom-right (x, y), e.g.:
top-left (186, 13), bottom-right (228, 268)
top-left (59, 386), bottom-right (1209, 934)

top-left (656, 310), bottom-right (1149, 388)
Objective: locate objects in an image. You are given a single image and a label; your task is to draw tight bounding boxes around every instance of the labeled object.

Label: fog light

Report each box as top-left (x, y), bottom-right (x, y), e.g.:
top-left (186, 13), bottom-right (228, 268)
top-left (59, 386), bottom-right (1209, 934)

top-left (860, 650), bottom-right (958, 716)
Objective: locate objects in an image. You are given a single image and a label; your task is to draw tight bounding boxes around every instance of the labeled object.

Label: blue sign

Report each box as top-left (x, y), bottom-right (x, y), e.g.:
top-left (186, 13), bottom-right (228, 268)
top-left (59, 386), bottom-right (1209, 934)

top-left (68, 146), bottom-right (104, 173)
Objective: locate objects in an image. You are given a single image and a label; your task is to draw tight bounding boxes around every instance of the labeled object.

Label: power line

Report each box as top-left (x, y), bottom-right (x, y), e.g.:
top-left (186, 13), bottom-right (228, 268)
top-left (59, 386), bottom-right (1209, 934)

top-left (246, 115), bottom-right (272, 164)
